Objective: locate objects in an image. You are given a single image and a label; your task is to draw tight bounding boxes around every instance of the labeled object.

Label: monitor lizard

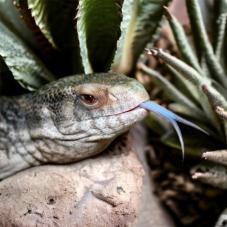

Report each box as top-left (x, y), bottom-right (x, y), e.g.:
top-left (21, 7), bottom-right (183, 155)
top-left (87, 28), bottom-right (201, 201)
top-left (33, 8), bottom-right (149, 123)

top-left (0, 73), bottom-right (149, 179)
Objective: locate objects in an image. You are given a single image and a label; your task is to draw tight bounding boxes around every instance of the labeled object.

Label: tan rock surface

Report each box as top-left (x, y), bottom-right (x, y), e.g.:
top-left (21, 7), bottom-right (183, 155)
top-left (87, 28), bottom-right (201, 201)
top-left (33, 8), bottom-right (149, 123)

top-left (0, 132), bottom-right (143, 227)
top-left (0, 125), bottom-right (175, 227)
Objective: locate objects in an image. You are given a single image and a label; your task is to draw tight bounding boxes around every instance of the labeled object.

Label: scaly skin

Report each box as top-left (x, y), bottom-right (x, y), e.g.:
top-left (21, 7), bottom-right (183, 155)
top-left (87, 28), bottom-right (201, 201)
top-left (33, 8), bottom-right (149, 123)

top-left (0, 73), bottom-right (149, 179)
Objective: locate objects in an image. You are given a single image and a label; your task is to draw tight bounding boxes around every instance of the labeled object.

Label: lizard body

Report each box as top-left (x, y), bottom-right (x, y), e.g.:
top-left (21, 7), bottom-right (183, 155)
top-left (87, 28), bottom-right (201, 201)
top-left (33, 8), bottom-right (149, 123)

top-left (0, 73), bottom-right (149, 179)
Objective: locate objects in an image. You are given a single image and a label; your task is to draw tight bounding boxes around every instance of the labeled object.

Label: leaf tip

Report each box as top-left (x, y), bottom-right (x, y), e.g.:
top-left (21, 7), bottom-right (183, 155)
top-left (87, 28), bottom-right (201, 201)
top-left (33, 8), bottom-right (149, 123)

top-left (163, 6), bottom-right (172, 19)
top-left (145, 48), bottom-right (161, 56)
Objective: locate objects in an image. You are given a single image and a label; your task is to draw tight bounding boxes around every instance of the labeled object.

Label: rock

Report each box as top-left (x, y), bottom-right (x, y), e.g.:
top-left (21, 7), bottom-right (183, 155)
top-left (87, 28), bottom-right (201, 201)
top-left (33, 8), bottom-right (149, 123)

top-left (0, 124), bottom-right (175, 227)
top-left (132, 125), bottom-right (175, 227)
top-left (0, 130), bottom-right (144, 227)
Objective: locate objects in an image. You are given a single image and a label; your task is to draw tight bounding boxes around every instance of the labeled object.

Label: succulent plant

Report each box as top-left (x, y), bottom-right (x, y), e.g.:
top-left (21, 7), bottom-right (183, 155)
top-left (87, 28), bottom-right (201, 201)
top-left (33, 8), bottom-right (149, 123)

top-left (7, 0), bottom-right (227, 225)
top-left (0, 0), bottom-right (172, 97)
top-left (139, 0), bottom-right (227, 200)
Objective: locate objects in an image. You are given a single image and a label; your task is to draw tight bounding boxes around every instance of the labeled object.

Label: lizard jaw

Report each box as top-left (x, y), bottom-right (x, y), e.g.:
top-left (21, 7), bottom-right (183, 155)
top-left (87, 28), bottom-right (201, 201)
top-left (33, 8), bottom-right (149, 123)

top-left (116, 105), bottom-right (148, 116)
top-left (110, 99), bottom-right (149, 118)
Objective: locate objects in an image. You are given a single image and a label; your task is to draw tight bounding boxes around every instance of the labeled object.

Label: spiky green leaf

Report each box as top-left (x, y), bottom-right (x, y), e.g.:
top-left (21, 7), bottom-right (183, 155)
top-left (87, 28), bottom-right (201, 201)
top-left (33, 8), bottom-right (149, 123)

top-left (165, 7), bottom-right (201, 72)
top-left (0, 19), bottom-right (54, 90)
top-left (167, 65), bottom-right (201, 104)
top-left (113, 0), bottom-right (134, 67)
top-left (77, 0), bottom-right (123, 73)
top-left (192, 164), bottom-right (227, 189)
top-left (27, 0), bottom-right (54, 47)
top-left (139, 63), bottom-right (204, 118)
top-left (214, 13), bottom-right (227, 60)
top-left (147, 48), bottom-right (205, 86)
top-left (203, 150), bottom-right (227, 167)
top-left (186, 0), bottom-right (227, 88)
top-left (168, 103), bottom-right (205, 123)
top-left (27, 0), bottom-right (77, 48)
top-left (147, 48), bottom-right (222, 131)
top-left (25, 0), bottom-right (83, 74)
top-left (0, 0), bottom-right (37, 48)
top-left (213, 0), bottom-right (227, 62)
top-left (118, 0), bottom-right (171, 74)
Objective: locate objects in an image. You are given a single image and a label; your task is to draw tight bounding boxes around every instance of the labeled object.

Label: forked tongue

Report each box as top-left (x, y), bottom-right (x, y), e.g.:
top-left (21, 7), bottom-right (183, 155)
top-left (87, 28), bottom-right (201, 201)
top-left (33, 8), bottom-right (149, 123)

top-left (140, 101), bottom-right (208, 160)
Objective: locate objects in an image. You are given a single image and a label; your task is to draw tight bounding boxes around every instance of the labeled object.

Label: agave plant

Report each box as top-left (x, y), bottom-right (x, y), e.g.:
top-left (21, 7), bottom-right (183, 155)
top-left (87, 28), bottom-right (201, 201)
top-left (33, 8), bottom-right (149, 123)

top-left (0, 0), bottom-right (172, 97)
top-left (139, 0), bottom-right (227, 216)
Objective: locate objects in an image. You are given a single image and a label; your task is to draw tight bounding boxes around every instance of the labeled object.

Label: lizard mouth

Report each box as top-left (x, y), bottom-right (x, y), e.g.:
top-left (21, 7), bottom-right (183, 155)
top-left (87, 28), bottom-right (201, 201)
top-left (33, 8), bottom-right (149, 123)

top-left (113, 100), bottom-right (150, 116)
top-left (86, 102), bottom-right (149, 121)
top-left (75, 100), bottom-right (150, 123)
top-left (115, 106), bottom-right (146, 115)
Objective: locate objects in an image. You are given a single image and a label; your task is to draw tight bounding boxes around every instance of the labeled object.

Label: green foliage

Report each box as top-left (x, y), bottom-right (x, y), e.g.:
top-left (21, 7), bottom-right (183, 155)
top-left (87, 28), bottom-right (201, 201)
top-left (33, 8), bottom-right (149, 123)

top-left (16, 0), bottom-right (83, 75)
top-left (140, 1), bottom-right (227, 193)
top-left (117, 0), bottom-right (171, 74)
top-left (0, 0), bottom-right (38, 49)
top-left (164, 7), bottom-right (201, 72)
top-left (186, 0), bottom-right (227, 88)
top-left (214, 1), bottom-right (227, 60)
top-left (2, 0), bottom-right (227, 220)
top-left (77, 0), bottom-right (123, 73)
top-left (0, 19), bottom-right (54, 90)
top-left (27, 0), bottom-right (82, 72)
top-left (141, 1), bottom-right (227, 144)
top-left (0, 0), bottom-right (169, 91)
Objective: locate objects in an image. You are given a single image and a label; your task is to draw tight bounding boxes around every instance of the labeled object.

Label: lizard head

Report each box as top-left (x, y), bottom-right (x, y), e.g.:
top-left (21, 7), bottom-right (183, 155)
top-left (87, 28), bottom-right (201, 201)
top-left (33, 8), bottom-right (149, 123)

top-left (26, 73), bottom-right (149, 162)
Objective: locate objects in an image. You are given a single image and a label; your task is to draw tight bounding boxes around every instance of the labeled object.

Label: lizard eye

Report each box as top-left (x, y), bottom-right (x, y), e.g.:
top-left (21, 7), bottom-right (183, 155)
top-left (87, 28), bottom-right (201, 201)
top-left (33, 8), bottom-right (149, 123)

top-left (79, 94), bottom-right (97, 105)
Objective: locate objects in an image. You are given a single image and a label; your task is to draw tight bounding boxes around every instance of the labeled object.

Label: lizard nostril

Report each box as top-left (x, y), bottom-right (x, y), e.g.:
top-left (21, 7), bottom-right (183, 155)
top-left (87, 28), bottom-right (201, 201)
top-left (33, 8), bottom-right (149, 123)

top-left (109, 93), bottom-right (118, 102)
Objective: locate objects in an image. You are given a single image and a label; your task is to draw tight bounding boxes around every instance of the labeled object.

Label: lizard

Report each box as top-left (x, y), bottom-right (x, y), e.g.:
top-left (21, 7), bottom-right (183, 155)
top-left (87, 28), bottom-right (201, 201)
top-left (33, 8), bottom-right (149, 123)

top-left (0, 73), bottom-right (149, 179)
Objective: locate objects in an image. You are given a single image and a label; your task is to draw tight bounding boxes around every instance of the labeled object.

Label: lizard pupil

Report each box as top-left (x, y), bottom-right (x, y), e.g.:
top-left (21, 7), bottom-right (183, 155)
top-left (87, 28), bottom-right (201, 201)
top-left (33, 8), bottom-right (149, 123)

top-left (80, 94), bottom-right (97, 105)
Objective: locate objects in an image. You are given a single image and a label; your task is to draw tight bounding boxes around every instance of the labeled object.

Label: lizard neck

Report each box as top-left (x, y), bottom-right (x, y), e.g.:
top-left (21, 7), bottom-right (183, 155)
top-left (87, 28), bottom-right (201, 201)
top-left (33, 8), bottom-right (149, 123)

top-left (0, 96), bottom-right (40, 179)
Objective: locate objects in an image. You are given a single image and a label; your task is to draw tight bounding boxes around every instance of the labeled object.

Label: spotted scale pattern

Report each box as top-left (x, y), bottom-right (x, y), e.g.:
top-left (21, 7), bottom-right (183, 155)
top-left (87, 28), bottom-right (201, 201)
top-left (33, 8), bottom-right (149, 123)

top-left (0, 73), bottom-right (149, 179)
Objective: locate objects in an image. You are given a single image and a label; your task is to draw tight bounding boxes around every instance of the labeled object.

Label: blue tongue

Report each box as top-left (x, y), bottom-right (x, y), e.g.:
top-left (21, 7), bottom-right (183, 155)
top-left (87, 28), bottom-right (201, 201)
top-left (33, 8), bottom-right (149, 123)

top-left (140, 101), bottom-right (208, 160)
